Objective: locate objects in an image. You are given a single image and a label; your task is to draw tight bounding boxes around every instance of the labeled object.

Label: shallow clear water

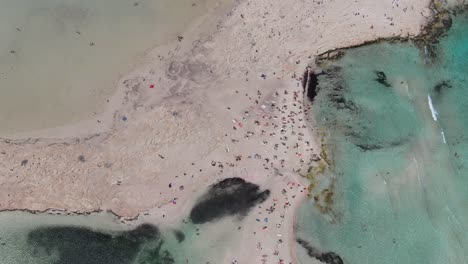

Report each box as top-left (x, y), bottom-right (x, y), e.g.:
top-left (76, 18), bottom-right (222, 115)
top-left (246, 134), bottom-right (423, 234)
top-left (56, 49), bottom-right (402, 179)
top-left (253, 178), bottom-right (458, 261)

top-left (0, 0), bottom-right (215, 135)
top-left (296, 13), bottom-right (468, 264)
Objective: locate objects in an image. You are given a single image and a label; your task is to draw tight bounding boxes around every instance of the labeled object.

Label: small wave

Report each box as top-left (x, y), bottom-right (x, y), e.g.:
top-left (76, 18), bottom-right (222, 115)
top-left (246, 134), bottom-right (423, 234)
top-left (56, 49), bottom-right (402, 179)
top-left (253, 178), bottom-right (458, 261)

top-left (441, 129), bottom-right (447, 144)
top-left (427, 94), bottom-right (439, 121)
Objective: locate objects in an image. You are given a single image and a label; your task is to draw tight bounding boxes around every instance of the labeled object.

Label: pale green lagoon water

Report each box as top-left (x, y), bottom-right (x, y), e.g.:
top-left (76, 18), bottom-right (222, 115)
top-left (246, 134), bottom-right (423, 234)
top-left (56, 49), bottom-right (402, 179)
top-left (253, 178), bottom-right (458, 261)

top-left (0, 0), bottom-right (218, 135)
top-left (0, 211), bottom-right (241, 264)
top-left (296, 13), bottom-right (468, 264)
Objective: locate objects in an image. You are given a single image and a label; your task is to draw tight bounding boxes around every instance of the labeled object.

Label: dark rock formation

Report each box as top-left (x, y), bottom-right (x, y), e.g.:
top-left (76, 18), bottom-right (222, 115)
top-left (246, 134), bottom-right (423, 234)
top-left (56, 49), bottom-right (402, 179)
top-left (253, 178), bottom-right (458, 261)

top-left (302, 68), bottom-right (320, 102)
top-left (189, 177), bottom-right (270, 224)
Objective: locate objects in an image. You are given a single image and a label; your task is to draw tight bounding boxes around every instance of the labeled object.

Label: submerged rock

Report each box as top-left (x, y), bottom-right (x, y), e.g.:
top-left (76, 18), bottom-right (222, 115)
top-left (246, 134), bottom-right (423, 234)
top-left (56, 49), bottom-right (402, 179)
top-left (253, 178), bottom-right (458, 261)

top-left (189, 177), bottom-right (270, 224)
top-left (346, 129), bottom-right (409, 152)
top-left (434, 80), bottom-right (452, 94)
top-left (296, 238), bottom-right (344, 264)
top-left (173, 230), bottom-right (185, 243)
top-left (374, 71), bottom-right (391, 87)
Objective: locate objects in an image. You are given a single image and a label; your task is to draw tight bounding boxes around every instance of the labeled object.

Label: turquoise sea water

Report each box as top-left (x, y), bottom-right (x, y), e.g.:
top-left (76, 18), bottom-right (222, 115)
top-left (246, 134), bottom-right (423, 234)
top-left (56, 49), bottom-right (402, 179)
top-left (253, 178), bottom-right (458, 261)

top-left (296, 13), bottom-right (468, 264)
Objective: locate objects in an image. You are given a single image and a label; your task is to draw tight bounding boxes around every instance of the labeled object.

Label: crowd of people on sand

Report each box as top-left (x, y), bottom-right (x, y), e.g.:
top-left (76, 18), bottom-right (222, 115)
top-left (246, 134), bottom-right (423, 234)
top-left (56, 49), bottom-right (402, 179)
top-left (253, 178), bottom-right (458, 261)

top-left (224, 74), bottom-right (314, 263)
top-left (158, 71), bottom-right (318, 263)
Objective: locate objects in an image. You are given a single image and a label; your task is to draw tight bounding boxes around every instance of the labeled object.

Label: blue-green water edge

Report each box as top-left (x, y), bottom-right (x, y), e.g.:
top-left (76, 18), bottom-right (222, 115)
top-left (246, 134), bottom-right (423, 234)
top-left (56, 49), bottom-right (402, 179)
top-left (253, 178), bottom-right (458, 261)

top-left (296, 13), bottom-right (468, 264)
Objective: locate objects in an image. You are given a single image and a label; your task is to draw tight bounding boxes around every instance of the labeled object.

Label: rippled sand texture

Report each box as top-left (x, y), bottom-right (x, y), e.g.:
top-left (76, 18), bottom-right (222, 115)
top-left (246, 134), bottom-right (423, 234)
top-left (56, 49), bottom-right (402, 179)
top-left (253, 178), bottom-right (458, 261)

top-left (0, 0), bottom-right (216, 135)
top-left (296, 13), bottom-right (468, 264)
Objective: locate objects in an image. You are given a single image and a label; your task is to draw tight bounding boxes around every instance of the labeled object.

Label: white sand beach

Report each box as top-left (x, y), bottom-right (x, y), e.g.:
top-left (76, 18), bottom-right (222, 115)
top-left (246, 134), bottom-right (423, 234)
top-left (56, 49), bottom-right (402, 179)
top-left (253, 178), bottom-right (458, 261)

top-left (0, 0), bottom-right (433, 262)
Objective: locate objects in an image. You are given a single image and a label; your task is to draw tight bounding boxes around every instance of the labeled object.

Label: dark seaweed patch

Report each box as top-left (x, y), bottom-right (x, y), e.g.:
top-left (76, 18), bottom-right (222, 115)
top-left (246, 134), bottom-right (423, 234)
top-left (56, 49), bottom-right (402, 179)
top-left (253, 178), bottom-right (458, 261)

top-left (352, 142), bottom-right (385, 151)
top-left (321, 66), bottom-right (358, 112)
top-left (321, 65), bottom-right (409, 151)
top-left (352, 141), bottom-right (400, 152)
top-left (317, 65), bottom-right (410, 151)
top-left (296, 238), bottom-right (344, 264)
top-left (346, 126), bottom-right (409, 152)
top-left (189, 177), bottom-right (270, 224)
top-left (374, 71), bottom-right (391, 87)
top-left (27, 223), bottom-right (174, 264)
top-left (434, 80), bottom-right (452, 94)
top-left (320, 65), bottom-right (410, 151)
top-left (328, 92), bottom-right (358, 111)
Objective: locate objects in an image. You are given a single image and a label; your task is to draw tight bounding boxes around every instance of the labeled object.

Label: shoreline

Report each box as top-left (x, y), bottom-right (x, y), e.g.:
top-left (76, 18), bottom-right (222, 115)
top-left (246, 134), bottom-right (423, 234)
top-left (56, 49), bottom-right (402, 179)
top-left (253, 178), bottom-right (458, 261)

top-left (0, 0), bottom-right (439, 263)
top-left (316, 0), bottom-right (455, 65)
